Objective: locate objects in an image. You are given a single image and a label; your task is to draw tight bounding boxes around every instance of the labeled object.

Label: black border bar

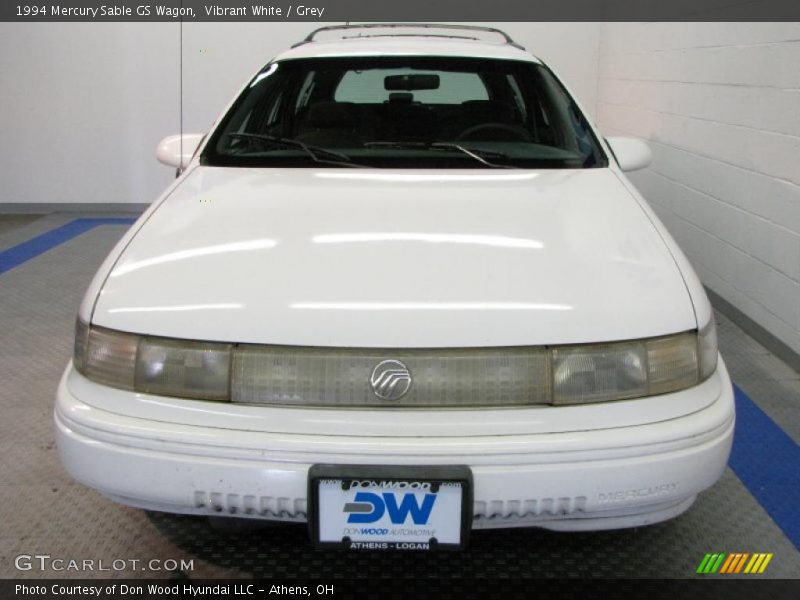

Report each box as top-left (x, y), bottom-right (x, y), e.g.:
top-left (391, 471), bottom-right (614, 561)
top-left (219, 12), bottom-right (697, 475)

top-left (4, 578), bottom-right (800, 600)
top-left (2, 0), bottom-right (800, 22)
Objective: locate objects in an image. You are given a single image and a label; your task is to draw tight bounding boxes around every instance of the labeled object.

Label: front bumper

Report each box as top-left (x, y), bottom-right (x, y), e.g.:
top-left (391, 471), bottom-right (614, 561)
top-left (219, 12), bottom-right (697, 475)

top-left (55, 360), bottom-right (734, 531)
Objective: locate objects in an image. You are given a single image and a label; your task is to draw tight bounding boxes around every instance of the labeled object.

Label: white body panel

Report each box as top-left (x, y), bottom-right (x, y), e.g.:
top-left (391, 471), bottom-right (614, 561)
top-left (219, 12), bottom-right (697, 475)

top-left (91, 167), bottom-right (696, 347)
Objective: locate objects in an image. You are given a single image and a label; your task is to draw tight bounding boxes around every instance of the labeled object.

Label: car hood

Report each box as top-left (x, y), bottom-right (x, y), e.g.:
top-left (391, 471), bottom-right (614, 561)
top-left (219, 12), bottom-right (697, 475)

top-left (92, 167), bottom-right (696, 346)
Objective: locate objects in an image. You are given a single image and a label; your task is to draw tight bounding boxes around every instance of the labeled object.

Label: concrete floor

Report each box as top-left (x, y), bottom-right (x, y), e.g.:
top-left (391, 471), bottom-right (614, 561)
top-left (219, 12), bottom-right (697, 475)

top-left (0, 213), bottom-right (798, 579)
top-left (0, 214), bottom-right (41, 236)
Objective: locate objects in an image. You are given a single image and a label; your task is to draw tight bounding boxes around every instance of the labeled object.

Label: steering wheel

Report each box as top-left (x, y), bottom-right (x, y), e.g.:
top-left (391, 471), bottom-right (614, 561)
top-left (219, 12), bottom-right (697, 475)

top-left (455, 122), bottom-right (533, 142)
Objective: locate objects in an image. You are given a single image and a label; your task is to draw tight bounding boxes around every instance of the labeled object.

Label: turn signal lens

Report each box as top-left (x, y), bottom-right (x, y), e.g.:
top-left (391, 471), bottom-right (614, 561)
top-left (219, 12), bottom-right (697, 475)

top-left (698, 317), bottom-right (719, 380)
top-left (646, 332), bottom-right (699, 395)
top-left (73, 319), bottom-right (89, 374)
top-left (83, 326), bottom-right (138, 391)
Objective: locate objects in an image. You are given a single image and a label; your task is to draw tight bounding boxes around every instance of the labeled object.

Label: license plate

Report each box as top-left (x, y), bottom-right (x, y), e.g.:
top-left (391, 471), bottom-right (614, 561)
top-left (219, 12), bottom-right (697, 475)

top-left (308, 465), bottom-right (472, 551)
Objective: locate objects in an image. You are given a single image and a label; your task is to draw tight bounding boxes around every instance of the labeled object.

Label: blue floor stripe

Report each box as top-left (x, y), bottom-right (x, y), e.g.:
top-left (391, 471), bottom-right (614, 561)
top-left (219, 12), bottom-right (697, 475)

top-left (730, 383), bottom-right (800, 550)
top-left (0, 218), bottom-right (135, 274)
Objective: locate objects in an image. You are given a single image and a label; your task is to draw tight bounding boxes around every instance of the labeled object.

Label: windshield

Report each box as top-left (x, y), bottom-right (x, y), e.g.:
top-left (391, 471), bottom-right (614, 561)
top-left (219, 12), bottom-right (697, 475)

top-left (202, 57), bottom-right (608, 169)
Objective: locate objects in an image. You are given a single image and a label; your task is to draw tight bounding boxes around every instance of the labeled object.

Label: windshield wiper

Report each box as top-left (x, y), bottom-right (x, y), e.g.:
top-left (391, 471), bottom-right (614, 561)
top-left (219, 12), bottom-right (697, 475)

top-left (225, 133), bottom-right (366, 168)
top-left (364, 141), bottom-right (518, 169)
top-left (431, 143), bottom-right (519, 169)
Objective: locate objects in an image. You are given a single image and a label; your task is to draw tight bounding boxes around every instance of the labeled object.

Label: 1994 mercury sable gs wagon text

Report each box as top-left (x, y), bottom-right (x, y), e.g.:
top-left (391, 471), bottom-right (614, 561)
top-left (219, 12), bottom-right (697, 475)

top-left (55, 24), bottom-right (734, 550)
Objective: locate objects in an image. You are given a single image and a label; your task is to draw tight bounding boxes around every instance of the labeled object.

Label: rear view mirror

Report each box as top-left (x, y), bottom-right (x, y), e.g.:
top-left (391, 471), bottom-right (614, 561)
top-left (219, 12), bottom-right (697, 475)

top-left (384, 74), bottom-right (440, 91)
top-left (605, 136), bottom-right (653, 172)
top-left (156, 133), bottom-right (205, 169)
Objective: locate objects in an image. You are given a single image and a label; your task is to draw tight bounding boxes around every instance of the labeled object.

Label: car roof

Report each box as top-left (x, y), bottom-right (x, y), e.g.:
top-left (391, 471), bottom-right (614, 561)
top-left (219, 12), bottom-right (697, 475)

top-left (274, 32), bottom-right (542, 64)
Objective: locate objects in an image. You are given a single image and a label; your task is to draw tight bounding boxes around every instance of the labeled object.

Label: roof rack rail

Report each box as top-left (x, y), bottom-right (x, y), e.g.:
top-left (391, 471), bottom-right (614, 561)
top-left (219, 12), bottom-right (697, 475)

top-left (293, 23), bottom-right (525, 50)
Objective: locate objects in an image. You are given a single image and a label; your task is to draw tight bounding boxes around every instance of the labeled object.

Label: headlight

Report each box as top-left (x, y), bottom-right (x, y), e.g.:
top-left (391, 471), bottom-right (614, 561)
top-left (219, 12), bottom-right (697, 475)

top-left (135, 337), bottom-right (231, 401)
top-left (72, 322), bottom-right (716, 406)
top-left (552, 341), bottom-right (647, 404)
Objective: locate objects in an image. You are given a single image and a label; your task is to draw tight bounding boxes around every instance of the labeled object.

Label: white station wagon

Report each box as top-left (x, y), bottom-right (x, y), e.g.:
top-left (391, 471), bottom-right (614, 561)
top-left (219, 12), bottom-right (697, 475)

top-left (56, 24), bottom-right (734, 550)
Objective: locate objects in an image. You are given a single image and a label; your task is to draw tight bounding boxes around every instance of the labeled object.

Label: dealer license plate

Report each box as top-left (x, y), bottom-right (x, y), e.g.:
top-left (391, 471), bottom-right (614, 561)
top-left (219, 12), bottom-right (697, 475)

top-left (308, 465), bottom-right (472, 550)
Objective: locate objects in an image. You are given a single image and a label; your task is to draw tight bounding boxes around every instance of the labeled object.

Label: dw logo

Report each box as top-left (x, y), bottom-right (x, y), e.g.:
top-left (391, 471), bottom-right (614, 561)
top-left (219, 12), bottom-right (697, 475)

top-left (344, 492), bottom-right (436, 525)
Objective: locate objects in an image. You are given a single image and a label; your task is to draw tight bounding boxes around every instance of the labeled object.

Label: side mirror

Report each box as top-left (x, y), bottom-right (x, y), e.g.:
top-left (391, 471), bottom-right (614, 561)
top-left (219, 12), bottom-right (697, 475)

top-left (156, 133), bottom-right (205, 169)
top-left (605, 136), bottom-right (652, 172)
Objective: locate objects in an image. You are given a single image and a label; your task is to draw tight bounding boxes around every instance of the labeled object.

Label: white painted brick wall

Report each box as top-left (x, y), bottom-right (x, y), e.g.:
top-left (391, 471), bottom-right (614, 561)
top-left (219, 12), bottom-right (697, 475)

top-left (597, 23), bottom-right (800, 356)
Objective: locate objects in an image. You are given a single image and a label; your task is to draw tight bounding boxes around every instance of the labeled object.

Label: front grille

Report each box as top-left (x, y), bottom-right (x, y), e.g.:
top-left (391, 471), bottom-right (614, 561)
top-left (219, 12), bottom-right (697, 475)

top-left (193, 491), bottom-right (307, 519)
top-left (191, 490), bottom-right (587, 522)
top-left (474, 496), bottom-right (588, 521)
top-left (231, 345), bottom-right (551, 408)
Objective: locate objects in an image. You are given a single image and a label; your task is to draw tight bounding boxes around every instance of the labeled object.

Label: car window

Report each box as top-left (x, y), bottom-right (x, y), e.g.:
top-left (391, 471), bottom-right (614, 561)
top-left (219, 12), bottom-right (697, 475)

top-left (203, 56), bottom-right (608, 169)
top-left (334, 69), bottom-right (489, 104)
